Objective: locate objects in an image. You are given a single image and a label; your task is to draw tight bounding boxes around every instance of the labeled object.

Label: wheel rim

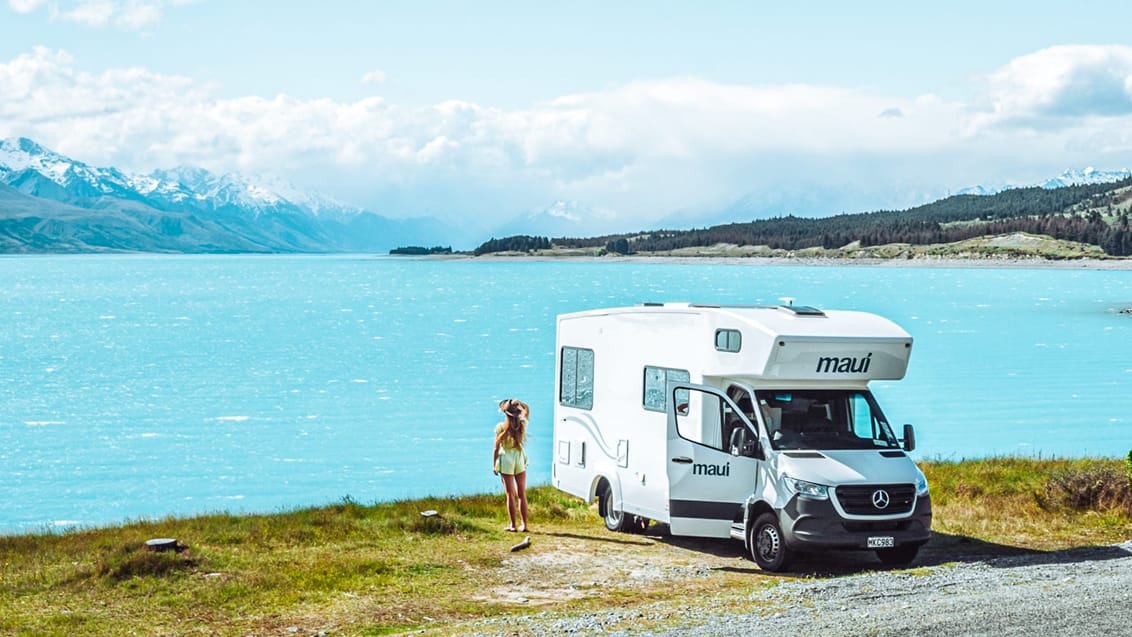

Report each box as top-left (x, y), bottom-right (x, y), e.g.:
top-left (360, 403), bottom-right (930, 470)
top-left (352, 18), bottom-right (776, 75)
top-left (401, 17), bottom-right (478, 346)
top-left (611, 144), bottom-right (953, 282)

top-left (605, 504), bottom-right (623, 527)
top-left (756, 524), bottom-right (781, 563)
top-left (602, 488), bottom-right (623, 528)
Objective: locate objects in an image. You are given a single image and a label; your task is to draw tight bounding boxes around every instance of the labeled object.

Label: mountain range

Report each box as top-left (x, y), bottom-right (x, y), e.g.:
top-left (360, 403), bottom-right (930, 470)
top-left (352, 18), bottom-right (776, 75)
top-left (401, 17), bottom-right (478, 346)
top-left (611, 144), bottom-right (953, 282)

top-left (954, 167), bottom-right (1132, 196)
top-left (2, 136), bottom-right (1130, 254)
top-left (510, 170), bottom-right (1132, 241)
top-left (0, 137), bottom-right (448, 254)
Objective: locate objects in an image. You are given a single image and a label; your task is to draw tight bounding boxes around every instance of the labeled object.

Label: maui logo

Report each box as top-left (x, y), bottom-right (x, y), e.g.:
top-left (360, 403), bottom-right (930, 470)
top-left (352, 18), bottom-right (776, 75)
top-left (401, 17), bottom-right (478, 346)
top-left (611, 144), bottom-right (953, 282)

top-left (692, 462), bottom-right (730, 477)
top-left (815, 352), bottom-right (872, 374)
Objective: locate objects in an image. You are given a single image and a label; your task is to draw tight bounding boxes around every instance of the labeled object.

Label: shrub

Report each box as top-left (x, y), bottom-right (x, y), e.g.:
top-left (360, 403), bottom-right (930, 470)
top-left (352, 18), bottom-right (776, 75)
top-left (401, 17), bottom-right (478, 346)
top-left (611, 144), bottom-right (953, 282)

top-left (1037, 464), bottom-right (1132, 512)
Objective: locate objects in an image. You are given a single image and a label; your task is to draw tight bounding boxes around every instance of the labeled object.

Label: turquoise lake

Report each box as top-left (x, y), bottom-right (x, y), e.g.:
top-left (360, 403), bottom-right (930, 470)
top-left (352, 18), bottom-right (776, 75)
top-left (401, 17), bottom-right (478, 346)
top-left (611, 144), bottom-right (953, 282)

top-left (1, 255), bottom-right (1130, 533)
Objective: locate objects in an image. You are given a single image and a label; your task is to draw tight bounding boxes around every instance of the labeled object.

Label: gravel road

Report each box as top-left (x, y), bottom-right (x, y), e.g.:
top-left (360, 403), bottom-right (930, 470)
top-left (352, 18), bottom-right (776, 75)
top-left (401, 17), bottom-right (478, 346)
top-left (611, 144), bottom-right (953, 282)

top-left (456, 541), bottom-right (1132, 636)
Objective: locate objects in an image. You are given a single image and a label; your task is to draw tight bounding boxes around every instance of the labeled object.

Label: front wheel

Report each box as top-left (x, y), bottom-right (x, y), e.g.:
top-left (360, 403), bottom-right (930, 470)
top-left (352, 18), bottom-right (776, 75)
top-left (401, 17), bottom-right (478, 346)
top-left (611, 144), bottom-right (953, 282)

top-left (749, 512), bottom-right (791, 572)
top-left (876, 545), bottom-right (919, 567)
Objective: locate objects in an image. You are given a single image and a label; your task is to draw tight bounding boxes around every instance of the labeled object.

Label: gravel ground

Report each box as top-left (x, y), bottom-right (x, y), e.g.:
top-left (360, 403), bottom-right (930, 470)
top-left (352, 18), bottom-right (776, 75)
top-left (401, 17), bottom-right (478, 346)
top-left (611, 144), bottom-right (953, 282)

top-left (453, 541), bottom-right (1132, 636)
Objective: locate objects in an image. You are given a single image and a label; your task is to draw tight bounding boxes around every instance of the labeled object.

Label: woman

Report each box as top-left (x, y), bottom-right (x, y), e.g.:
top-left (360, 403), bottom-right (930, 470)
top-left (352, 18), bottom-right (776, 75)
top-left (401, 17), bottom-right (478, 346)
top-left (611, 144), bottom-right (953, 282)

top-left (493, 398), bottom-right (530, 532)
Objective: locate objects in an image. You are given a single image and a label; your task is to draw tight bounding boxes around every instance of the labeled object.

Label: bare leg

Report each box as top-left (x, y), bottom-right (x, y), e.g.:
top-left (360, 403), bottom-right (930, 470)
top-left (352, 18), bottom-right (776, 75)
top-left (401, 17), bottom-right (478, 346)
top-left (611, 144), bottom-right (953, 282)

top-left (515, 471), bottom-right (529, 532)
top-left (500, 473), bottom-right (518, 530)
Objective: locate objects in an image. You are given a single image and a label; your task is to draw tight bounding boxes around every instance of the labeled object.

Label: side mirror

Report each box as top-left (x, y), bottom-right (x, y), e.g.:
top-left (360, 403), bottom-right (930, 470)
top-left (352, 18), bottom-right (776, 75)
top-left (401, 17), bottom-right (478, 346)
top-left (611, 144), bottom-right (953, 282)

top-left (730, 428), bottom-right (764, 459)
top-left (729, 428), bottom-right (745, 457)
top-left (902, 424), bottom-right (916, 452)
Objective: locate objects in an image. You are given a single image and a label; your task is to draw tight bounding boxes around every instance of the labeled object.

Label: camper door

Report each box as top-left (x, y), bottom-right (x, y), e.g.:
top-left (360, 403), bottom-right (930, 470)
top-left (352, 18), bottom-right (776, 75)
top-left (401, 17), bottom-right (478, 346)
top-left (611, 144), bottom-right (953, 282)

top-left (666, 382), bottom-right (759, 538)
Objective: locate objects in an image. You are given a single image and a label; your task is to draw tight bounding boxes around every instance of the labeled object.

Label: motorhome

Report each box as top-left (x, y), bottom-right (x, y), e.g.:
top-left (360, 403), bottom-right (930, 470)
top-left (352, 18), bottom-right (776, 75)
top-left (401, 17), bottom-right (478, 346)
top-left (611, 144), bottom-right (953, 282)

top-left (551, 302), bottom-right (931, 571)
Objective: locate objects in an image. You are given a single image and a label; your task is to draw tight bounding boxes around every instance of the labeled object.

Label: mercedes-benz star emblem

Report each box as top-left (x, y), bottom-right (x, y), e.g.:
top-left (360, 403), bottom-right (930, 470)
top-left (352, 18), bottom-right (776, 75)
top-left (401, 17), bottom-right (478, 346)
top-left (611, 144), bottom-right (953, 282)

top-left (872, 489), bottom-right (891, 509)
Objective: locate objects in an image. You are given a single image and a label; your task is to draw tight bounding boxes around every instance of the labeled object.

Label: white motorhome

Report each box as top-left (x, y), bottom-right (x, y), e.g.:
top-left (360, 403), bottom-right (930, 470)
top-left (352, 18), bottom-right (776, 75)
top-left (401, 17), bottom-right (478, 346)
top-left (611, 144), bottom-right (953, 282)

top-left (552, 302), bottom-right (931, 571)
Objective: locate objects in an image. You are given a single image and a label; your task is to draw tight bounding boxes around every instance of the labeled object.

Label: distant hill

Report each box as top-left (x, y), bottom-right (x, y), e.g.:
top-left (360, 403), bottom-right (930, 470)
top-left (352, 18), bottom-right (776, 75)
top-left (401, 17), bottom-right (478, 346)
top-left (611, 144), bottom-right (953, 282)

top-left (0, 137), bottom-right (451, 254)
top-left (543, 180), bottom-right (1132, 258)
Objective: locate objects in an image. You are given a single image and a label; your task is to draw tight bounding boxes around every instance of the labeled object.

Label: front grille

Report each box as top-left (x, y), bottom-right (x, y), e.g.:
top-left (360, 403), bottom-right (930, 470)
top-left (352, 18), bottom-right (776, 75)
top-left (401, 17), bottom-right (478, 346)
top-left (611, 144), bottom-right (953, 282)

top-left (835, 484), bottom-right (916, 515)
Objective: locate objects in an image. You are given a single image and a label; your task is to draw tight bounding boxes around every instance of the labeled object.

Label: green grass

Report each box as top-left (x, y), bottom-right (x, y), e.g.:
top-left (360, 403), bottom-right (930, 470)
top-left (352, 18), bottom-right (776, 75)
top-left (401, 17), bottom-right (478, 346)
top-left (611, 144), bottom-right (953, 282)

top-left (922, 457), bottom-right (1131, 550)
top-left (0, 459), bottom-right (1129, 636)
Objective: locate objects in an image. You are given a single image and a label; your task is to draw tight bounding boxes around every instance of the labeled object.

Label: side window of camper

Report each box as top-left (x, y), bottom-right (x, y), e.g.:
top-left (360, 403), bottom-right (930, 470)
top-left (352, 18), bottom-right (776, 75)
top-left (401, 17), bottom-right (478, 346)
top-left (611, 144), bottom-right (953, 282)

top-left (642, 366), bottom-right (690, 413)
top-left (560, 347), bottom-right (595, 410)
top-left (714, 329), bottom-right (742, 352)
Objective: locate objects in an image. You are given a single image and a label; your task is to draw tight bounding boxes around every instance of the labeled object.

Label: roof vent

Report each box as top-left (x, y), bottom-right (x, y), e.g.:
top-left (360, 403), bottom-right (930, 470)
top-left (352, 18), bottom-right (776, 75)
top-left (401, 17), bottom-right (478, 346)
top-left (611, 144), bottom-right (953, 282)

top-left (778, 304), bottom-right (826, 317)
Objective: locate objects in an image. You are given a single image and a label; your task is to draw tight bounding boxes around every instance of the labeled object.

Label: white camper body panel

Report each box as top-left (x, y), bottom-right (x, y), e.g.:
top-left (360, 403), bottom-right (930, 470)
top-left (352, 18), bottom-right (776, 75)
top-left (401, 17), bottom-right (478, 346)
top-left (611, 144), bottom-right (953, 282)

top-left (552, 303), bottom-right (916, 532)
top-left (553, 308), bottom-right (705, 523)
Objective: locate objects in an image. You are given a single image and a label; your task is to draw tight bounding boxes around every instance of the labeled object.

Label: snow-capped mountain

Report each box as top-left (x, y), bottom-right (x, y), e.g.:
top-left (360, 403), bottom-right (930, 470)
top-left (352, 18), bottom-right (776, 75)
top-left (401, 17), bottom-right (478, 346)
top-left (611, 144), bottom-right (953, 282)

top-left (1039, 167), bottom-right (1132, 189)
top-left (0, 137), bottom-right (445, 253)
top-left (0, 137), bottom-right (145, 205)
top-left (958, 167), bottom-right (1132, 196)
top-left (142, 167), bottom-right (366, 220)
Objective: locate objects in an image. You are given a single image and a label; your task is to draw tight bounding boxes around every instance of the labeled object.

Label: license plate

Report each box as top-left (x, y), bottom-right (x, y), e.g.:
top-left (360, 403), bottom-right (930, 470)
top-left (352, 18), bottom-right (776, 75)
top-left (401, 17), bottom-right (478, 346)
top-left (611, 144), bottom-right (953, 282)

top-left (867, 536), bottom-right (895, 548)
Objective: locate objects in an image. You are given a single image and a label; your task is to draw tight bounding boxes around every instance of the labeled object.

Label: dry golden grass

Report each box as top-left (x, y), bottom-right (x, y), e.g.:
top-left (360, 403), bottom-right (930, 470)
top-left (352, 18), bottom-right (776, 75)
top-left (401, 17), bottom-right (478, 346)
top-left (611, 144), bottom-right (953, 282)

top-left (0, 458), bottom-right (1128, 636)
top-left (923, 457), bottom-right (1131, 553)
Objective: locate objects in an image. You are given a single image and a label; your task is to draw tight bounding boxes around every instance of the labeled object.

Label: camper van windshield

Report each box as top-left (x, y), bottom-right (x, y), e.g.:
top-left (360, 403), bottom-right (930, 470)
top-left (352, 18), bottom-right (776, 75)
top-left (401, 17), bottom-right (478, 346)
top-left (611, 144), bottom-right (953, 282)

top-left (755, 389), bottom-right (901, 451)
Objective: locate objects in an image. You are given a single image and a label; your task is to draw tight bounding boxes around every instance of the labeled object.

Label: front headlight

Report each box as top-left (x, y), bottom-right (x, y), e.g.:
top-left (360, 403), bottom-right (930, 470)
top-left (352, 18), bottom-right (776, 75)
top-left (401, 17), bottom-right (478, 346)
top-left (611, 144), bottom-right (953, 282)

top-left (914, 469), bottom-right (930, 497)
top-left (784, 475), bottom-right (830, 500)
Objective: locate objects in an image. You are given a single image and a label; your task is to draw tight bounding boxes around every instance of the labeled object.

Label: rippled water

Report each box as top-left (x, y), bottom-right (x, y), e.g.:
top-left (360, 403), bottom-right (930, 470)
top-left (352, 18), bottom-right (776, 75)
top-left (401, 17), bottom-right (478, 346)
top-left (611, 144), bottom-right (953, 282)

top-left (1, 255), bottom-right (1129, 533)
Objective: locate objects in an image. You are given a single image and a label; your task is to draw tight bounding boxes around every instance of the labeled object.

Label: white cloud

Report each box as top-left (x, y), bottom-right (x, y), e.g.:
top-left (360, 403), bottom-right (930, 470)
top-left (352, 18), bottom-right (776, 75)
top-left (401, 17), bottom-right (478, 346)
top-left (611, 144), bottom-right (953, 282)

top-left (4, 45), bottom-right (1132, 228)
top-left (10, 0), bottom-right (182, 30)
top-left (8, 0), bottom-right (48, 13)
top-left (360, 70), bottom-right (387, 86)
top-left (973, 44), bottom-right (1132, 128)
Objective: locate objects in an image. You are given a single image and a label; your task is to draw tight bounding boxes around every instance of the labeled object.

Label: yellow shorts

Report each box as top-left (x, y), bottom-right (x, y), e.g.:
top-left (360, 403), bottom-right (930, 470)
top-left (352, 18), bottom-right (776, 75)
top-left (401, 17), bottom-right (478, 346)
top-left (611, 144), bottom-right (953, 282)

top-left (496, 448), bottom-right (528, 475)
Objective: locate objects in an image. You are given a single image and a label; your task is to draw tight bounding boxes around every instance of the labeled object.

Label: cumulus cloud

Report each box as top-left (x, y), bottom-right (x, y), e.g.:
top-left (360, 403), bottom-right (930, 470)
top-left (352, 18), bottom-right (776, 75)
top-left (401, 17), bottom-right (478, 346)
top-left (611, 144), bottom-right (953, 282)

top-left (974, 44), bottom-right (1132, 128)
top-left (3, 45), bottom-right (1132, 227)
top-left (8, 0), bottom-right (186, 30)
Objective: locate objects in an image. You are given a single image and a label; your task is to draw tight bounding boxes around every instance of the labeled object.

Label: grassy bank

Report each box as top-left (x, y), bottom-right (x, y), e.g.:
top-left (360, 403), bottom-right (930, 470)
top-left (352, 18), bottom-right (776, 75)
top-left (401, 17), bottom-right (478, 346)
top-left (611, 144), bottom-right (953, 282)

top-left (2, 458), bottom-right (1130, 636)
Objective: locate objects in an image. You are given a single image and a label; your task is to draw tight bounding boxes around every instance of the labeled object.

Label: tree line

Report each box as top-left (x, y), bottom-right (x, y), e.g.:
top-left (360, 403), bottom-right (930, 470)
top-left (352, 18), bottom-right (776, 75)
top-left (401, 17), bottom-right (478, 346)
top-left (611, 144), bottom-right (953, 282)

top-left (472, 235), bottom-right (551, 256)
top-left (551, 179), bottom-right (1132, 256)
top-left (389, 245), bottom-right (453, 255)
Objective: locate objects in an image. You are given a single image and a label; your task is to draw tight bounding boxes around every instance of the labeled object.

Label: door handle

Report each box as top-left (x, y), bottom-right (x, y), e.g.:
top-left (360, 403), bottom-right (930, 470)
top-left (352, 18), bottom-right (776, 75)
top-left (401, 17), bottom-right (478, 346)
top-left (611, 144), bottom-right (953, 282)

top-left (671, 456), bottom-right (693, 464)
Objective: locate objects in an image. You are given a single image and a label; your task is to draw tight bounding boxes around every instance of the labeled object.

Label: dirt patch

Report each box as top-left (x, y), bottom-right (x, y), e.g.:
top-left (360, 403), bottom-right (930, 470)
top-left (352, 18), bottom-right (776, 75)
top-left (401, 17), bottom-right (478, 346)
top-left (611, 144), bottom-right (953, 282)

top-left (470, 529), bottom-right (746, 607)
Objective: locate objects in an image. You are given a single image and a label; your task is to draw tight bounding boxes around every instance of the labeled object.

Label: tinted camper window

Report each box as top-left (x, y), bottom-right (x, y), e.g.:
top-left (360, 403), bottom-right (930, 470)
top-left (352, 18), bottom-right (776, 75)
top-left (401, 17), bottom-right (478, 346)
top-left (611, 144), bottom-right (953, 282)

top-left (643, 366), bottom-right (690, 412)
top-left (560, 347), bottom-right (594, 409)
top-left (714, 329), bottom-right (741, 352)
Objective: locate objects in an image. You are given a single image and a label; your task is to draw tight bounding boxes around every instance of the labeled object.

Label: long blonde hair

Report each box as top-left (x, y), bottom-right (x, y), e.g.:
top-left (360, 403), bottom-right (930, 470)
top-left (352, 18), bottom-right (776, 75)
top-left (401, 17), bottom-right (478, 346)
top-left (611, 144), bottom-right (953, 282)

top-left (499, 399), bottom-right (528, 450)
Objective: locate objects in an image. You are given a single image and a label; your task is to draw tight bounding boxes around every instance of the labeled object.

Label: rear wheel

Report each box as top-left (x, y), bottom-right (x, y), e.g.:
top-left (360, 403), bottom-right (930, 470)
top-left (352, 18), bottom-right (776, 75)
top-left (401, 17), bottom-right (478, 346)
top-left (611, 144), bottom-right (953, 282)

top-left (600, 483), bottom-right (631, 532)
top-left (599, 483), bottom-right (649, 533)
top-left (876, 545), bottom-right (920, 567)
top-left (749, 512), bottom-right (791, 572)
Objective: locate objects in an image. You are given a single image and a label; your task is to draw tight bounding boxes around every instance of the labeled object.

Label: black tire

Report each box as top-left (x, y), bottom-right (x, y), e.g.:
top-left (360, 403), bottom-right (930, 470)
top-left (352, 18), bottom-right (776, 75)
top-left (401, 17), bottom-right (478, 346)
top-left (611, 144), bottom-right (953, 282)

top-left (600, 483), bottom-right (632, 532)
top-left (749, 512), bottom-right (791, 572)
top-left (876, 544), bottom-right (920, 567)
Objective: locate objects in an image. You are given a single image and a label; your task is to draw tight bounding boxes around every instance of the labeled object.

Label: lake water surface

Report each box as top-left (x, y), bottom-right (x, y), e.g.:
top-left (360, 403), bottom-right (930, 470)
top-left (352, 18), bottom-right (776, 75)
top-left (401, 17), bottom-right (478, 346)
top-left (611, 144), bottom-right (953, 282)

top-left (1, 255), bottom-right (1129, 533)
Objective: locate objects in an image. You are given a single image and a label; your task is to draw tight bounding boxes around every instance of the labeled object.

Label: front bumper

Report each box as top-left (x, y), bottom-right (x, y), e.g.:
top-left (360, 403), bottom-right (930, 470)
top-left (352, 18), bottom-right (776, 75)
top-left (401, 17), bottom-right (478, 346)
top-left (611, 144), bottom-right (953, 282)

top-left (780, 494), bottom-right (932, 551)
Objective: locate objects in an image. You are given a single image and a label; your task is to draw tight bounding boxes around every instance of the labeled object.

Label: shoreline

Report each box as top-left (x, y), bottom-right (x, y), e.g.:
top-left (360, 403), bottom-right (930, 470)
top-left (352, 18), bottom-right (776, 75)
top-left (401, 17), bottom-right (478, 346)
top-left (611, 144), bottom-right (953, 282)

top-left (450, 253), bottom-right (1132, 270)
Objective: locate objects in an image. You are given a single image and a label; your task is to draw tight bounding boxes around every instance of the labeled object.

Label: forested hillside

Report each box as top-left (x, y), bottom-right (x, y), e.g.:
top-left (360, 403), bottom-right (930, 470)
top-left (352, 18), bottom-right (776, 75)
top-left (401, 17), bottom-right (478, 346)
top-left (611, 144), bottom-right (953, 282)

top-left (546, 179), bottom-right (1132, 257)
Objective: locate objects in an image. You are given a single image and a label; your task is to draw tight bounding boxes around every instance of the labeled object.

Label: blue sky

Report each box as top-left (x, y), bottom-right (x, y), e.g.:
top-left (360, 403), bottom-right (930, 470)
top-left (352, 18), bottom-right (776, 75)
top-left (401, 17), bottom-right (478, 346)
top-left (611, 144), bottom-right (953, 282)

top-left (3, 1), bottom-right (1132, 232)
